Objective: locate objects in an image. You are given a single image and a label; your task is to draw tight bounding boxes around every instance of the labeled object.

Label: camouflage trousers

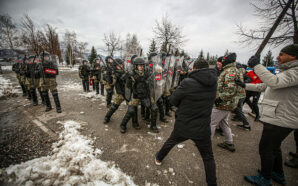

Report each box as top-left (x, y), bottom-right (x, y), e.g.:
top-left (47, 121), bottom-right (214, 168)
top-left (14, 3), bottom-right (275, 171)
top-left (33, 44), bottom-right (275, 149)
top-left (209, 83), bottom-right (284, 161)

top-left (20, 75), bottom-right (26, 85)
top-left (113, 93), bottom-right (125, 105)
top-left (25, 78), bottom-right (40, 89)
top-left (93, 76), bottom-right (102, 84)
top-left (40, 78), bottom-right (57, 92)
top-left (129, 97), bottom-right (154, 107)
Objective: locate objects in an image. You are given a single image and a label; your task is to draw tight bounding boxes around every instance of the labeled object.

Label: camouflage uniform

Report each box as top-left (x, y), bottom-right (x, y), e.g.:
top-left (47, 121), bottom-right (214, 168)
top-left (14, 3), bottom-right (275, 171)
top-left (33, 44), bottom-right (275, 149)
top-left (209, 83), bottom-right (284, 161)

top-left (120, 58), bottom-right (157, 133)
top-left (102, 61), bottom-right (114, 107)
top-left (79, 63), bottom-right (90, 92)
top-left (38, 52), bottom-right (61, 113)
top-left (12, 60), bottom-right (27, 96)
top-left (104, 65), bottom-right (126, 123)
top-left (26, 57), bottom-right (45, 106)
top-left (91, 61), bottom-right (105, 95)
top-left (210, 61), bottom-right (243, 147)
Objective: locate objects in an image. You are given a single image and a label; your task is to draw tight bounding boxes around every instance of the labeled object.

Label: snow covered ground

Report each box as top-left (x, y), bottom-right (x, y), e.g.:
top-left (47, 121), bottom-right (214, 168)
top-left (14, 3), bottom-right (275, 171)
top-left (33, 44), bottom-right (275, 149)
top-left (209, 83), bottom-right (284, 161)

top-left (59, 65), bottom-right (79, 72)
top-left (1, 65), bottom-right (12, 71)
top-left (0, 75), bottom-right (20, 98)
top-left (1, 120), bottom-right (137, 186)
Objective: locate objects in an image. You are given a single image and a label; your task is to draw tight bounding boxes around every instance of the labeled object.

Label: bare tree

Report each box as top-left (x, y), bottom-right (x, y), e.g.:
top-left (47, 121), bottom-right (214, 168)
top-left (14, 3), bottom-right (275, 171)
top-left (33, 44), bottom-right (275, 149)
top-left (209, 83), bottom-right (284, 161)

top-left (103, 32), bottom-right (121, 57)
top-left (237, 0), bottom-right (298, 47)
top-left (77, 41), bottom-right (88, 58)
top-left (20, 14), bottom-right (41, 55)
top-left (63, 30), bottom-right (78, 66)
top-left (153, 15), bottom-right (185, 52)
top-left (0, 14), bottom-right (21, 50)
top-left (124, 33), bottom-right (142, 57)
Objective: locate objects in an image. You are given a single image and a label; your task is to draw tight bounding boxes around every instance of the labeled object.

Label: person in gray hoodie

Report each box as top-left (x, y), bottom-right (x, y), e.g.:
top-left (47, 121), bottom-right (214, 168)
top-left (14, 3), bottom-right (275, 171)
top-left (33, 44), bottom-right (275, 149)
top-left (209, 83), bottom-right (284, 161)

top-left (237, 44), bottom-right (298, 186)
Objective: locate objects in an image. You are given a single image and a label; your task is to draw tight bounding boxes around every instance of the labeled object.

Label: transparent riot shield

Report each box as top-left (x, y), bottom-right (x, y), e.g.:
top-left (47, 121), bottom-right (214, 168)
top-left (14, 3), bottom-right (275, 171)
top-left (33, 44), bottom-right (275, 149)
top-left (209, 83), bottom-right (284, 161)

top-left (151, 54), bottom-right (165, 103)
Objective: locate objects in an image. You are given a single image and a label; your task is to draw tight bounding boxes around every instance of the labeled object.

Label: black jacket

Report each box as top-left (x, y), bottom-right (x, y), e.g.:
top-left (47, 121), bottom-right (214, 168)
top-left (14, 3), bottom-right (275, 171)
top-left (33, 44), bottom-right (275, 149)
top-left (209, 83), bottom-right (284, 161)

top-left (170, 68), bottom-right (217, 139)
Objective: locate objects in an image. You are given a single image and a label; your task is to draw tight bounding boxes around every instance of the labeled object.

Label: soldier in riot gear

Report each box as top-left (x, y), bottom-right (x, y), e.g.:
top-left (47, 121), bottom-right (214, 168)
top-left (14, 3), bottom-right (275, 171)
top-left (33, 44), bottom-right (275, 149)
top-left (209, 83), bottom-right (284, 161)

top-left (26, 56), bottom-right (45, 106)
top-left (12, 57), bottom-right (27, 96)
top-left (104, 58), bottom-right (126, 123)
top-left (79, 60), bottom-right (91, 92)
top-left (91, 58), bottom-right (103, 94)
top-left (120, 57), bottom-right (159, 133)
top-left (102, 56), bottom-right (114, 107)
top-left (38, 51), bottom-right (62, 113)
top-left (23, 56), bottom-right (32, 100)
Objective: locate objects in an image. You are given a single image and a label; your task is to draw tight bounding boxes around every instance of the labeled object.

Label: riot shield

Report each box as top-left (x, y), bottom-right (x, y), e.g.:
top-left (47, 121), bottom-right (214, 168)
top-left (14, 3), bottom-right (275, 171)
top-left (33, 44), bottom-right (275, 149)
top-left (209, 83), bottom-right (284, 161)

top-left (151, 54), bottom-right (165, 103)
top-left (124, 56), bottom-right (133, 102)
top-left (172, 56), bottom-right (184, 87)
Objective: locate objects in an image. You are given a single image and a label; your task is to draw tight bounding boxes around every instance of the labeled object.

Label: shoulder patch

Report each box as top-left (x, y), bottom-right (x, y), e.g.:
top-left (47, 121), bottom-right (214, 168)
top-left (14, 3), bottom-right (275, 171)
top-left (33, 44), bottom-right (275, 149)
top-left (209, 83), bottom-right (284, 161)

top-left (229, 74), bottom-right (235, 77)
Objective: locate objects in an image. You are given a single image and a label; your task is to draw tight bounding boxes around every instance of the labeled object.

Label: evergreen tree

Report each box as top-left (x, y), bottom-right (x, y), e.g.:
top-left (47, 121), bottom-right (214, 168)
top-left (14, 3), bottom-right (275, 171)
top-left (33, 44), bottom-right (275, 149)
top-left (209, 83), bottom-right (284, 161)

top-left (148, 39), bottom-right (158, 55)
top-left (198, 49), bottom-right (204, 60)
top-left (88, 46), bottom-right (97, 64)
top-left (262, 50), bottom-right (274, 67)
top-left (224, 49), bottom-right (229, 56)
top-left (206, 52), bottom-right (210, 61)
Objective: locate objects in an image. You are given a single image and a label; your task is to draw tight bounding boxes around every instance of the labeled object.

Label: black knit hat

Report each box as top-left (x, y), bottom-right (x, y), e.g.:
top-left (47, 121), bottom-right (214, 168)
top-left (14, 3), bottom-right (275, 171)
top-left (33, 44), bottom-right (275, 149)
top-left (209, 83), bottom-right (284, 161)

top-left (281, 44), bottom-right (298, 58)
top-left (193, 59), bottom-right (209, 69)
top-left (222, 53), bottom-right (237, 66)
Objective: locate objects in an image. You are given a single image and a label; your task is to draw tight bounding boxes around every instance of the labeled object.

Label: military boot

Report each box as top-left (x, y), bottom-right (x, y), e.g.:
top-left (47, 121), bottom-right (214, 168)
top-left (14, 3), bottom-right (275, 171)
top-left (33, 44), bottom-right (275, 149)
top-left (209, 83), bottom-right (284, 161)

top-left (101, 84), bottom-right (105, 96)
top-left (235, 107), bottom-right (251, 131)
top-left (150, 109), bottom-right (159, 133)
top-left (104, 104), bottom-right (119, 124)
top-left (52, 90), bottom-right (62, 113)
top-left (141, 104), bottom-right (145, 120)
top-left (157, 99), bottom-right (168, 123)
top-left (27, 89), bottom-right (32, 100)
top-left (132, 107), bottom-right (140, 130)
top-left (95, 83), bottom-right (99, 94)
top-left (164, 97), bottom-right (172, 117)
top-left (30, 89), bottom-right (38, 106)
top-left (82, 80), bottom-right (87, 92)
top-left (38, 88), bottom-right (46, 105)
top-left (21, 85), bottom-right (27, 96)
top-left (42, 91), bottom-right (52, 112)
top-left (106, 89), bottom-right (113, 107)
top-left (120, 106), bottom-right (135, 133)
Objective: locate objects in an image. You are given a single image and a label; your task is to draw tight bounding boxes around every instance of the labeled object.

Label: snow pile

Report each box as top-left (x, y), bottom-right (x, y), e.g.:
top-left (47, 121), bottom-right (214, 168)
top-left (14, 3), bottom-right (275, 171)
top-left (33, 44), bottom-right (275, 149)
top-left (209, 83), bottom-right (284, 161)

top-left (79, 91), bottom-right (106, 102)
top-left (1, 65), bottom-right (12, 71)
top-left (58, 65), bottom-right (80, 72)
top-left (0, 75), bottom-right (20, 98)
top-left (1, 120), bottom-right (137, 186)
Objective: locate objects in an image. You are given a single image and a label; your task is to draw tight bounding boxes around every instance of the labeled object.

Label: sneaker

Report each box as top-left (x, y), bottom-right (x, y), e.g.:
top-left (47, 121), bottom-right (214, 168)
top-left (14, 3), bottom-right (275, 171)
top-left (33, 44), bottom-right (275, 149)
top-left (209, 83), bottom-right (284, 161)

top-left (245, 174), bottom-right (272, 186)
top-left (155, 153), bottom-right (162, 166)
top-left (237, 124), bottom-right (251, 131)
top-left (285, 157), bottom-right (298, 169)
top-left (257, 169), bottom-right (286, 185)
top-left (217, 142), bottom-right (235, 152)
top-left (289, 152), bottom-right (298, 158)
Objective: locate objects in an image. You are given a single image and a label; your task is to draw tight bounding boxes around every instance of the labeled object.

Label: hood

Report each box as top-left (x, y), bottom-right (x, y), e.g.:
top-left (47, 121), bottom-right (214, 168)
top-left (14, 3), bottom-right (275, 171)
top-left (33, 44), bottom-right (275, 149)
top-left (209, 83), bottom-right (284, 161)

top-left (278, 60), bottom-right (298, 71)
top-left (188, 68), bottom-right (217, 87)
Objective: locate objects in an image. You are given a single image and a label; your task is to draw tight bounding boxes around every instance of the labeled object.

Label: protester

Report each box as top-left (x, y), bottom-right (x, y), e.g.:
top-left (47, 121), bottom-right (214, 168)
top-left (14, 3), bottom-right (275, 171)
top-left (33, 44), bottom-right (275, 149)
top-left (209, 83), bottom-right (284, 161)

top-left (155, 59), bottom-right (218, 186)
top-left (240, 44), bottom-right (298, 186)
top-left (210, 53), bottom-right (243, 152)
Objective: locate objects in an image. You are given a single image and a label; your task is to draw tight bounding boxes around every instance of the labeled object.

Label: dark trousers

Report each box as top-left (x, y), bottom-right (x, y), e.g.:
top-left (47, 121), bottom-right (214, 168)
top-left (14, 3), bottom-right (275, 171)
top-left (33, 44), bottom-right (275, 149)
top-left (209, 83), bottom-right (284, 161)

top-left (156, 130), bottom-right (217, 186)
top-left (294, 129), bottom-right (298, 152)
top-left (244, 91), bottom-right (261, 117)
top-left (259, 123), bottom-right (293, 179)
top-left (234, 98), bottom-right (250, 126)
top-left (82, 80), bottom-right (89, 92)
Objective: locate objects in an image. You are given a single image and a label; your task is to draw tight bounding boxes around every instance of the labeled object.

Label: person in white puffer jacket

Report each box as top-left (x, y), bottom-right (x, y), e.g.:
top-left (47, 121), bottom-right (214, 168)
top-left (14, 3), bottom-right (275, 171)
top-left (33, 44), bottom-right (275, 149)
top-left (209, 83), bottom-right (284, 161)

top-left (238, 44), bottom-right (298, 186)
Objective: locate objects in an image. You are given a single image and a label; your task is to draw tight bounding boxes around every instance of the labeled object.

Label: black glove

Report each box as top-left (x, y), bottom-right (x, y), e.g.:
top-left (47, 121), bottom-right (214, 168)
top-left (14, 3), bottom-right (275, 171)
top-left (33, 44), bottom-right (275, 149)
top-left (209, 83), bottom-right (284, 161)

top-left (215, 98), bottom-right (222, 107)
top-left (235, 78), bottom-right (246, 88)
top-left (247, 55), bottom-right (260, 68)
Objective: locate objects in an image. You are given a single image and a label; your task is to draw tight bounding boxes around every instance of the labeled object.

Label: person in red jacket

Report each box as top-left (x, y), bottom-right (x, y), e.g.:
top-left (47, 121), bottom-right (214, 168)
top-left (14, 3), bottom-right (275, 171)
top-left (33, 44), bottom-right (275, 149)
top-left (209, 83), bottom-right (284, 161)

top-left (244, 70), bottom-right (262, 121)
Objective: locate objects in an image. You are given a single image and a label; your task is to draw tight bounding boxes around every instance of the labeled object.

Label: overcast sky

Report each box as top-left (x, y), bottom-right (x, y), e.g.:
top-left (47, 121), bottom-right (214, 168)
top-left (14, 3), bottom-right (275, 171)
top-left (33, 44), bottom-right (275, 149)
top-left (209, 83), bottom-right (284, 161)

top-left (1, 0), bottom-right (284, 63)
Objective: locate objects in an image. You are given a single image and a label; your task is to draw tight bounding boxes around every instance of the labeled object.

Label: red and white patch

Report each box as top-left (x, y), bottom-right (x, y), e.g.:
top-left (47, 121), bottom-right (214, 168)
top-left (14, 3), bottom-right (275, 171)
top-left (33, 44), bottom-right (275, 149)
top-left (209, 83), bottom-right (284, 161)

top-left (168, 69), bottom-right (173, 75)
top-left (229, 74), bottom-right (235, 77)
top-left (155, 74), bottom-right (161, 80)
top-left (126, 60), bottom-right (131, 63)
top-left (45, 68), bottom-right (57, 75)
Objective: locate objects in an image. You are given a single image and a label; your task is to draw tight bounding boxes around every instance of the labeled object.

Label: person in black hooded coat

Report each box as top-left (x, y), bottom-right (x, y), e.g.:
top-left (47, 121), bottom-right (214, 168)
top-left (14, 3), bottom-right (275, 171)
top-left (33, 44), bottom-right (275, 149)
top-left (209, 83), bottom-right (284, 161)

top-left (155, 59), bottom-right (218, 186)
